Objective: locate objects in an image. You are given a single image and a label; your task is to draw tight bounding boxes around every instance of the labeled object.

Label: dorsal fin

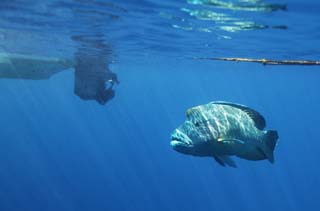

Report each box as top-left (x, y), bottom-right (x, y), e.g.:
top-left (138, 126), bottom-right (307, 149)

top-left (211, 101), bottom-right (266, 130)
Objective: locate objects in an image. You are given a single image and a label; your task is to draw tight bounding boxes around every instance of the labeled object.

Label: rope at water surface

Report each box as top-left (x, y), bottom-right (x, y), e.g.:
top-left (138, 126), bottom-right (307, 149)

top-left (194, 57), bottom-right (320, 66)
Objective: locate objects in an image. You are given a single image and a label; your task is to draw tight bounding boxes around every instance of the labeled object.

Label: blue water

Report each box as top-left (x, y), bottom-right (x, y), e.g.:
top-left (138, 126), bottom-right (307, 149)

top-left (0, 0), bottom-right (320, 210)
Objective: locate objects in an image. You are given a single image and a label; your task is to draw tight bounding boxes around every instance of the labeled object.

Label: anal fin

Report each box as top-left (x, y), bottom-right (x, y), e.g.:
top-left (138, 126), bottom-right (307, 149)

top-left (213, 156), bottom-right (226, 167)
top-left (213, 155), bottom-right (237, 168)
top-left (221, 155), bottom-right (237, 168)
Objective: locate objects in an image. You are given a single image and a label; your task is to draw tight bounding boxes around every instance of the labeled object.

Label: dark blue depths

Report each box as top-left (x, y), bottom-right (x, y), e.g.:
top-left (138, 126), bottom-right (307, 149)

top-left (1, 59), bottom-right (320, 211)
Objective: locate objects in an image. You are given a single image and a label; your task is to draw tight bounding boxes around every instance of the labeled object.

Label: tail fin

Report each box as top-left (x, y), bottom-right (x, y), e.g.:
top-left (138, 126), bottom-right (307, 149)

top-left (261, 130), bottom-right (279, 163)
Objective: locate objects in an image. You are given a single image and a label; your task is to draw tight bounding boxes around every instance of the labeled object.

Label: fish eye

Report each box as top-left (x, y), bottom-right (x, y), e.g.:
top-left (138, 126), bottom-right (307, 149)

top-left (194, 122), bottom-right (200, 127)
top-left (186, 109), bottom-right (192, 117)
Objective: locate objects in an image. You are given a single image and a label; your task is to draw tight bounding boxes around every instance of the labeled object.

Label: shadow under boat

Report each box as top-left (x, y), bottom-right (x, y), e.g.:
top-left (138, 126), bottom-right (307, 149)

top-left (0, 53), bottom-right (74, 80)
top-left (0, 40), bottom-right (119, 105)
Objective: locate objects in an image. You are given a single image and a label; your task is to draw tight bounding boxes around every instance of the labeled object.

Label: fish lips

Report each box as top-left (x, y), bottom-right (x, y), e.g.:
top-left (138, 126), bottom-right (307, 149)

top-left (170, 139), bottom-right (191, 148)
top-left (170, 131), bottom-right (193, 150)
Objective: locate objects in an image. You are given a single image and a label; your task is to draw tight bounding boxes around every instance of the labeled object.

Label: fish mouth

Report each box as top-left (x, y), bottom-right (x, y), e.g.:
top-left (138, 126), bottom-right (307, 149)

top-left (170, 139), bottom-right (189, 148)
top-left (170, 130), bottom-right (193, 148)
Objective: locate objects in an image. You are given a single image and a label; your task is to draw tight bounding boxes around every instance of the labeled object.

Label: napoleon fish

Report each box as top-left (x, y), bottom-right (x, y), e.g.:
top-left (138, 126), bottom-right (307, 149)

top-left (170, 101), bottom-right (279, 167)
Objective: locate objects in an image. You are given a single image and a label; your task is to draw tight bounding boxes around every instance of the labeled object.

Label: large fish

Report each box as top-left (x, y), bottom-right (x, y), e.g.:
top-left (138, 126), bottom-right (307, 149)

top-left (170, 101), bottom-right (278, 167)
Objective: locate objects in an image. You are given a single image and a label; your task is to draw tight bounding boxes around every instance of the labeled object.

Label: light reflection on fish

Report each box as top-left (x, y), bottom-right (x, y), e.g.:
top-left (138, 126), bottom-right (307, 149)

top-left (170, 101), bottom-right (279, 167)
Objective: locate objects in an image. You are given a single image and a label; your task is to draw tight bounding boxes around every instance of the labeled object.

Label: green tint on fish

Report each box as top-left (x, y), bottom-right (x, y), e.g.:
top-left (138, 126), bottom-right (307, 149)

top-left (170, 101), bottom-right (278, 167)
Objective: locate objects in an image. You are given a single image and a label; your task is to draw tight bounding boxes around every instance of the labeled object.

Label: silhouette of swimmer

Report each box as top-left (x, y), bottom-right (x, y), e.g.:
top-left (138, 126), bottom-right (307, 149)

top-left (0, 48), bottom-right (119, 105)
top-left (0, 0), bottom-right (121, 105)
top-left (72, 35), bottom-right (119, 105)
top-left (0, 40), bottom-right (119, 105)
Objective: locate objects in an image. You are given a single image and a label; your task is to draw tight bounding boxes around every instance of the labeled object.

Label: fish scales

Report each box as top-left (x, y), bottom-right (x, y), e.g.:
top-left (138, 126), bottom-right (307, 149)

top-left (171, 101), bottom-right (279, 167)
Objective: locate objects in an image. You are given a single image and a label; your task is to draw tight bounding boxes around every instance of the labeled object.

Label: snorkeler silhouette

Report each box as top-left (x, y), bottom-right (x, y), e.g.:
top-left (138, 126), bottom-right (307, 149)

top-left (0, 38), bottom-right (119, 105)
top-left (0, 30), bottom-right (119, 105)
top-left (70, 0), bottom-right (120, 105)
top-left (0, 0), bottom-right (122, 105)
top-left (72, 35), bottom-right (119, 105)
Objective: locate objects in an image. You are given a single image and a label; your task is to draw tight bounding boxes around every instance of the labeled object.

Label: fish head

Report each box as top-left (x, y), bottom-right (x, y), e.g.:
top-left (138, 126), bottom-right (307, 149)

top-left (170, 106), bottom-right (218, 156)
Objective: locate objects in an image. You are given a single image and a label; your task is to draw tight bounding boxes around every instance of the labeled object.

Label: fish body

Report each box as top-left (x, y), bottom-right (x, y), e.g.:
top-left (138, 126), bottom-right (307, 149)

top-left (170, 101), bottom-right (278, 167)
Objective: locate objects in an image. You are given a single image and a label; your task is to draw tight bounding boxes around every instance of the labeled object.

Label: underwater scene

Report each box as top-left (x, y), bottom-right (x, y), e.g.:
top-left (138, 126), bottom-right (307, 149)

top-left (0, 0), bottom-right (320, 210)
